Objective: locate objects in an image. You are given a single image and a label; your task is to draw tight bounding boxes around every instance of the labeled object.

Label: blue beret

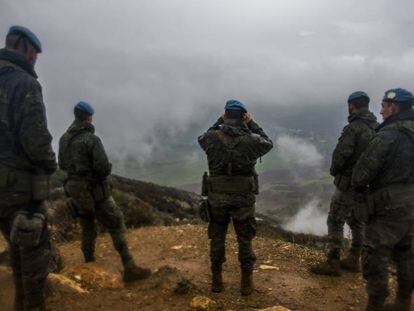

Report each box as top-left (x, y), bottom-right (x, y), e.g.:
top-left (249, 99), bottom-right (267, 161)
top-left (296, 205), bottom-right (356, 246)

top-left (8, 25), bottom-right (42, 53)
top-left (225, 99), bottom-right (247, 113)
top-left (348, 91), bottom-right (369, 103)
top-left (383, 88), bottom-right (414, 104)
top-left (75, 101), bottom-right (94, 115)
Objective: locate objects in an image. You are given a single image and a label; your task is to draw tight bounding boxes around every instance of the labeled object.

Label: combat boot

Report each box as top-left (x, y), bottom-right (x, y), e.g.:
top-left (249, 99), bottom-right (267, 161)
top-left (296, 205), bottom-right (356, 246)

top-left (13, 276), bottom-right (24, 311)
top-left (340, 247), bottom-right (361, 272)
top-left (393, 298), bottom-right (411, 311)
top-left (123, 259), bottom-right (151, 282)
top-left (82, 251), bottom-right (95, 263)
top-left (366, 296), bottom-right (386, 311)
top-left (310, 248), bottom-right (341, 276)
top-left (14, 298), bottom-right (24, 311)
top-left (240, 268), bottom-right (253, 296)
top-left (26, 303), bottom-right (46, 311)
top-left (211, 266), bottom-right (223, 293)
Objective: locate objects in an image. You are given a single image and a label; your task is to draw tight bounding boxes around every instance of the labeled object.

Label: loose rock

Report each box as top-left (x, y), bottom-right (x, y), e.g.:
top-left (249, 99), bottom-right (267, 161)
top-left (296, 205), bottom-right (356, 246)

top-left (190, 296), bottom-right (218, 311)
top-left (66, 262), bottom-right (124, 290)
top-left (259, 306), bottom-right (291, 311)
top-left (48, 273), bottom-right (88, 294)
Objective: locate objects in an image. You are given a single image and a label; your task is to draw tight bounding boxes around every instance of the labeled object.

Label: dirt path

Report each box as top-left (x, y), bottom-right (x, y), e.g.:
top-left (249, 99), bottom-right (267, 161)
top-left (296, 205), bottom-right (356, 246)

top-left (0, 224), bottom-right (384, 310)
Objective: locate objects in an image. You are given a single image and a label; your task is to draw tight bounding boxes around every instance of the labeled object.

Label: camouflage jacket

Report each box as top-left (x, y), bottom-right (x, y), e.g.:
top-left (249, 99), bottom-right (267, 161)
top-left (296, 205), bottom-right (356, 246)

top-left (198, 119), bottom-right (273, 177)
top-left (330, 108), bottom-right (378, 183)
top-left (352, 109), bottom-right (414, 191)
top-left (58, 120), bottom-right (112, 181)
top-left (0, 49), bottom-right (56, 174)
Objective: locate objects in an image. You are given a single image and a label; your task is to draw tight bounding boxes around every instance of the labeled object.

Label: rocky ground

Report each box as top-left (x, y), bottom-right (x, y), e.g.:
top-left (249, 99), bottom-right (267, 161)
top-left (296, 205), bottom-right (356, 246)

top-left (0, 224), bottom-right (398, 311)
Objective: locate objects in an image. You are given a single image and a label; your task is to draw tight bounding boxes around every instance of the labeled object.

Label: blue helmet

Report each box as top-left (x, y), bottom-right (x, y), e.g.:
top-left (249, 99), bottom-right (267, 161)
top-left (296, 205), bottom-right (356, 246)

top-left (7, 25), bottom-right (42, 53)
top-left (383, 88), bottom-right (414, 104)
top-left (75, 101), bottom-right (94, 115)
top-left (224, 99), bottom-right (247, 113)
top-left (348, 91), bottom-right (370, 104)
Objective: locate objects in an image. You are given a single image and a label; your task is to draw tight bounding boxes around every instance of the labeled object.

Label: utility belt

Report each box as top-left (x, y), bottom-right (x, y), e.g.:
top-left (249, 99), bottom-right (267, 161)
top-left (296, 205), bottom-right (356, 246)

top-left (64, 177), bottom-right (112, 202)
top-left (64, 177), bottom-right (112, 218)
top-left (367, 183), bottom-right (414, 215)
top-left (205, 175), bottom-right (257, 194)
top-left (0, 165), bottom-right (50, 206)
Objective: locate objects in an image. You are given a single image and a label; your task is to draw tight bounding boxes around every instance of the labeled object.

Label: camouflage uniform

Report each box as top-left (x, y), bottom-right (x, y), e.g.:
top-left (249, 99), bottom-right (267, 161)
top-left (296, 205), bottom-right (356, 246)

top-left (352, 109), bottom-right (414, 310)
top-left (0, 48), bottom-right (57, 310)
top-left (58, 120), bottom-right (133, 266)
top-left (329, 109), bottom-right (378, 250)
top-left (198, 118), bottom-right (272, 290)
top-left (311, 107), bottom-right (378, 276)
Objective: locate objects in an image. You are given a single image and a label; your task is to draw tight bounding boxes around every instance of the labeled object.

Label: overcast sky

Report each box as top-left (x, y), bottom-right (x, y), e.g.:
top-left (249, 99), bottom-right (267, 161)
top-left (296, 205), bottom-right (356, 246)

top-left (1, 0), bottom-right (414, 164)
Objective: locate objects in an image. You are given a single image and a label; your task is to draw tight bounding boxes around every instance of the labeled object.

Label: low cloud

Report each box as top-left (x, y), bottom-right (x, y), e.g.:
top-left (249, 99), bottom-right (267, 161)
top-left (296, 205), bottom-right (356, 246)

top-left (276, 134), bottom-right (324, 168)
top-left (282, 199), bottom-right (327, 236)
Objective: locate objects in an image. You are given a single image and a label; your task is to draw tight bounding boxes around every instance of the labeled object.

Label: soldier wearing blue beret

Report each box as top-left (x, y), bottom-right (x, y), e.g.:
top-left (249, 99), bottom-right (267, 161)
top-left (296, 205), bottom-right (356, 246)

top-left (352, 88), bottom-right (414, 310)
top-left (0, 26), bottom-right (56, 310)
top-left (59, 101), bottom-right (152, 284)
top-left (198, 100), bottom-right (273, 295)
top-left (311, 91), bottom-right (378, 276)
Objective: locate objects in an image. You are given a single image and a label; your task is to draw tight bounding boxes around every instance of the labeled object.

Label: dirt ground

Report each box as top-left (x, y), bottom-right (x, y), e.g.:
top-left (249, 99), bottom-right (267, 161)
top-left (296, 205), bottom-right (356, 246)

top-left (0, 224), bottom-right (396, 310)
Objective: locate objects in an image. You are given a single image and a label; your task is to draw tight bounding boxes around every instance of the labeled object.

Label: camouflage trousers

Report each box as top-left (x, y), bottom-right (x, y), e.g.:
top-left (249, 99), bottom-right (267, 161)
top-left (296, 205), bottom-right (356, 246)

top-left (363, 214), bottom-right (414, 304)
top-left (0, 203), bottom-right (51, 310)
top-left (327, 187), bottom-right (364, 251)
top-left (76, 196), bottom-right (132, 265)
top-left (208, 192), bottom-right (257, 271)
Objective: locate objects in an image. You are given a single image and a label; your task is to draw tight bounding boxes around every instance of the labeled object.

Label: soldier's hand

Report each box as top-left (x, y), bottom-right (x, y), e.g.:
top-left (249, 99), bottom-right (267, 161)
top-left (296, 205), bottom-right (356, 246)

top-left (243, 113), bottom-right (253, 123)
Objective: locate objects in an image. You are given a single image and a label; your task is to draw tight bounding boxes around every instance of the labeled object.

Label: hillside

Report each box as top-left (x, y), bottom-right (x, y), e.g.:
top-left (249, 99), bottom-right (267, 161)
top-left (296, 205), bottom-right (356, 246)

top-left (0, 173), bottom-right (399, 310)
top-left (0, 224), bottom-right (379, 311)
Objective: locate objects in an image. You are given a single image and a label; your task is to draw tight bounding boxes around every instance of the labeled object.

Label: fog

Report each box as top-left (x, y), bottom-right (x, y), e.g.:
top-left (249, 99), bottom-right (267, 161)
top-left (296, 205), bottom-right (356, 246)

top-left (1, 0), bottom-right (414, 168)
top-left (276, 135), bottom-right (323, 168)
top-left (283, 199), bottom-right (327, 236)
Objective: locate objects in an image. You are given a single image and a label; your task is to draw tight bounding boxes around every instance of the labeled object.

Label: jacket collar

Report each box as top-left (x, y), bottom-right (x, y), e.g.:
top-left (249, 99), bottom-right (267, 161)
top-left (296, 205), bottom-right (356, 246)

top-left (0, 48), bottom-right (37, 78)
top-left (67, 119), bottom-right (95, 134)
top-left (377, 109), bottom-right (414, 131)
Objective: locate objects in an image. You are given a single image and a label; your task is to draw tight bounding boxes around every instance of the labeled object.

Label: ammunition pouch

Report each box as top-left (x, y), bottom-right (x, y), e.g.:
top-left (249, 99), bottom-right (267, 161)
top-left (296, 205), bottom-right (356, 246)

top-left (201, 172), bottom-right (209, 196)
top-left (208, 176), bottom-right (255, 194)
top-left (333, 175), bottom-right (351, 192)
top-left (10, 211), bottom-right (45, 248)
top-left (253, 173), bottom-right (259, 195)
top-left (91, 179), bottom-right (111, 202)
top-left (198, 199), bottom-right (211, 223)
top-left (368, 184), bottom-right (414, 215)
top-left (64, 180), bottom-right (95, 216)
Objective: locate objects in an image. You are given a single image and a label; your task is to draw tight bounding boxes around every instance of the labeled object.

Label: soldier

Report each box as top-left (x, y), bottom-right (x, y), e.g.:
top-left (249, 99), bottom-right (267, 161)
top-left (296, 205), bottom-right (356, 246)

top-left (0, 26), bottom-right (57, 310)
top-left (198, 100), bottom-right (273, 295)
top-left (58, 101), bottom-right (151, 282)
top-left (311, 91), bottom-right (378, 276)
top-left (352, 88), bottom-right (414, 311)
